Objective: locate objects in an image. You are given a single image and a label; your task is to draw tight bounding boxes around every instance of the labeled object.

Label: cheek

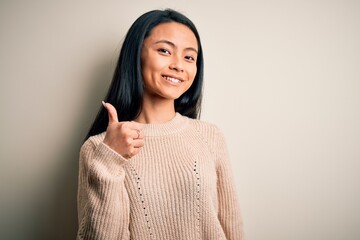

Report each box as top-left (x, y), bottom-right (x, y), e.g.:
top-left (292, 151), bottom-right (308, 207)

top-left (185, 67), bottom-right (197, 91)
top-left (141, 62), bottom-right (155, 82)
top-left (189, 66), bottom-right (197, 82)
top-left (143, 57), bottom-right (166, 77)
top-left (141, 51), bottom-right (161, 80)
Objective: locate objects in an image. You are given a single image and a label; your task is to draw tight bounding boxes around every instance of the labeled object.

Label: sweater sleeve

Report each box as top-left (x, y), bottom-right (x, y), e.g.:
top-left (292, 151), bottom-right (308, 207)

top-left (214, 129), bottom-right (245, 240)
top-left (76, 137), bottom-right (130, 240)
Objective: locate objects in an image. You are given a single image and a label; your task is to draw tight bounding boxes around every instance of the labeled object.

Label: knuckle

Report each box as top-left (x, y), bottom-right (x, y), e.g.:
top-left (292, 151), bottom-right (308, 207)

top-left (119, 123), bottom-right (125, 131)
top-left (122, 121), bottom-right (130, 129)
top-left (128, 149), bottom-right (135, 157)
top-left (125, 138), bottom-right (132, 146)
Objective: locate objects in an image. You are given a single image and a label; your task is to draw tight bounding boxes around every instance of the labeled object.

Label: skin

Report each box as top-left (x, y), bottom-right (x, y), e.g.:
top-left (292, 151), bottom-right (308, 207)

top-left (103, 22), bottom-right (198, 158)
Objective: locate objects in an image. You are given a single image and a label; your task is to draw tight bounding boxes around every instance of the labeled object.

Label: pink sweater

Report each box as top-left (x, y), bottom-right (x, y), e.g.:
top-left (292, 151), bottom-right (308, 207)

top-left (77, 113), bottom-right (245, 239)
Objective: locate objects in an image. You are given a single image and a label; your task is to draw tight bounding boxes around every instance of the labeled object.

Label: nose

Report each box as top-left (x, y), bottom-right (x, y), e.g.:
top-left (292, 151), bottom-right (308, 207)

top-left (169, 56), bottom-right (184, 72)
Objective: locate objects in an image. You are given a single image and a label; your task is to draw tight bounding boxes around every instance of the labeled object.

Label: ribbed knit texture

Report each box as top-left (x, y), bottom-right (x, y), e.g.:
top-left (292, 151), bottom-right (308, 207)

top-left (77, 113), bottom-right (245, 240)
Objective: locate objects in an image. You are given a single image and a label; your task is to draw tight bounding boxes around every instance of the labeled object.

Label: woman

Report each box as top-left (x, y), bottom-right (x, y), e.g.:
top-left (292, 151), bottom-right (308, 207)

top-left (77, 9), bottom-right (245, 240)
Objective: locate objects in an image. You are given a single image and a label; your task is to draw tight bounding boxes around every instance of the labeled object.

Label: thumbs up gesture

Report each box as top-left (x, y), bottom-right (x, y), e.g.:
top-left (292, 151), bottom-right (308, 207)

top-left (102, 101), bottom-right (144, 159)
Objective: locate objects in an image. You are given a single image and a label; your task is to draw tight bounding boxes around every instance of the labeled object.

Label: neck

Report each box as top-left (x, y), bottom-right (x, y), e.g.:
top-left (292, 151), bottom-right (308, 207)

top-left (135, 97), bottom-right (176, 124)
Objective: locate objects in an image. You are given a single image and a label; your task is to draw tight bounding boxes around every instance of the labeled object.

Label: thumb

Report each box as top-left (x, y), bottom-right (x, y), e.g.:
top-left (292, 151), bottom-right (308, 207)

top-left (102, 101), bottom-right (119, 123)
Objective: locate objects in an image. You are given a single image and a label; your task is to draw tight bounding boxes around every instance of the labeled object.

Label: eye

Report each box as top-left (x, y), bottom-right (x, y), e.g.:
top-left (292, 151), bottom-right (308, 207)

top-left (158, 48), bottom-right (170, 55)
top-left (185, 55), bottom-right (196, 62)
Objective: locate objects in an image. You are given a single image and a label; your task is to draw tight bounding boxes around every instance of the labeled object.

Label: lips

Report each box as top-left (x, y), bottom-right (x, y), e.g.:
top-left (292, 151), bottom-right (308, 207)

top-left (161, 75), bottom-right (184, 84)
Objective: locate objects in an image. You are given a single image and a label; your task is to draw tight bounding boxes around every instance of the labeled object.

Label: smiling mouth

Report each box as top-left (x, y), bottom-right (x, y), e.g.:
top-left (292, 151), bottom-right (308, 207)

top-left (162, 75), bottom-right (184, 84)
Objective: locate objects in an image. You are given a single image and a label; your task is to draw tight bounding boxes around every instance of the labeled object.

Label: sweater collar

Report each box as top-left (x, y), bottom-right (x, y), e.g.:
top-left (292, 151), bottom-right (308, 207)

top-left (141, 112), bottom-right (189, 137)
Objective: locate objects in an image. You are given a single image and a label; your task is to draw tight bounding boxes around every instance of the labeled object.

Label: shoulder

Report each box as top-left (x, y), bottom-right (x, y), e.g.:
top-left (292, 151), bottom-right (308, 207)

top-left (185, 117), bottom-right (229, 164)
top-left (80, 132), bottom-right (106, 154)
top-left (186, 116), bottom-right (222, 133)
top-left (185, 116), bottom-right (225, 143)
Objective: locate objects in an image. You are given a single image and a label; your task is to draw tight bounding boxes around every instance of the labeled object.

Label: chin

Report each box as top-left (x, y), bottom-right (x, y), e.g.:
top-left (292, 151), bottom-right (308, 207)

top-left (161, 93), bottom-right (183, 100)
top-left (145, 86), bottom-right (189, 101)
top-left (158, 89), bottom-right (188, 100)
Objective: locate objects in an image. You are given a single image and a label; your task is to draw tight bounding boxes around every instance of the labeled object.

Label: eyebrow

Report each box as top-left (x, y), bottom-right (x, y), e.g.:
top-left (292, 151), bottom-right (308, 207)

top-left (154, 40), bottom-right (198, 54)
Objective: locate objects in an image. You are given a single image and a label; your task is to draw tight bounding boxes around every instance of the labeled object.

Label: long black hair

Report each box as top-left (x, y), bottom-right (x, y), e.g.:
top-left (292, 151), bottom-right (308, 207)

top-left (85, 9), bottom-right (204, 140)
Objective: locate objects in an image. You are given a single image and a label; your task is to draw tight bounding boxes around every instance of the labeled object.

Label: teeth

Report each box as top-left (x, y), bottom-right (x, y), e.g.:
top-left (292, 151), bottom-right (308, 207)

top-left (163, 76), bottom-right (182, 83)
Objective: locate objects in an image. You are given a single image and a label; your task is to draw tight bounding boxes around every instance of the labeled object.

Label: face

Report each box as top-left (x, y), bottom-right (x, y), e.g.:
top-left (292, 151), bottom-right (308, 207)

top-left (141, 22), bottom-right (198, 101)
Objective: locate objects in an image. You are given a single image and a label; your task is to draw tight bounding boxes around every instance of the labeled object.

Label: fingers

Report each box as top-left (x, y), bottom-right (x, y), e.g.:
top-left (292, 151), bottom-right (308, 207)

top-left (124, 147), bottom-right (141, 159)
top-left (129, 121), bottom-right (143, 131)
top-left (101, 101), bottom-right (145, 159)
top-left (132, 139), bottom-right (145, 148)
top-left (124, 121), bottom-right (144, 139)
top-left (102, 101), bottom-right (119, 124)
top-left (128, 129), bottom-right (144, 140)
top-left (121, 139), bottom-right (143, 159)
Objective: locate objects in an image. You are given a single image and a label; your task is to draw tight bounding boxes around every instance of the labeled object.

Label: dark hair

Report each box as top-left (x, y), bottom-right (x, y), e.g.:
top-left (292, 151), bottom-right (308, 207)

top-left (85, 9), bottom-right (204, 140)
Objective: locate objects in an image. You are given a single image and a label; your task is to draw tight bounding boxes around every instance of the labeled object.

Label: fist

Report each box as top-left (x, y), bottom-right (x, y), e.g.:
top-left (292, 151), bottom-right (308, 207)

top-left (102, 101), bottom-right (144, 159)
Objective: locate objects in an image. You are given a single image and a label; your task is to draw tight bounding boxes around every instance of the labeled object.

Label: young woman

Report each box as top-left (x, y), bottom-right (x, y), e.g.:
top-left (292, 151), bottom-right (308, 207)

top-left (77, 9), bottom-right (245, 240)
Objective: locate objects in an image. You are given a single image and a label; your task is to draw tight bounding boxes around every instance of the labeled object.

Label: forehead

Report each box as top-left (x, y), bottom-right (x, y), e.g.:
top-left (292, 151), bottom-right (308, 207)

top-left (144, 22), bottom-right (198, 50)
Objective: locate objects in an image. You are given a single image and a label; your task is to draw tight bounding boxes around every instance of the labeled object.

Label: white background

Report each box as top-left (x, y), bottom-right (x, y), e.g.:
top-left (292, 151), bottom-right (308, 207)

top-left (1, 0), bottom-right (359, 239)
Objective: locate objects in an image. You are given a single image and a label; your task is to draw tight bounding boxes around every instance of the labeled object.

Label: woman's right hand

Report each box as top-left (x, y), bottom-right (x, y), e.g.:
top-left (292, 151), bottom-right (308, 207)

top-left (102, 101), bottom-right (144, 159)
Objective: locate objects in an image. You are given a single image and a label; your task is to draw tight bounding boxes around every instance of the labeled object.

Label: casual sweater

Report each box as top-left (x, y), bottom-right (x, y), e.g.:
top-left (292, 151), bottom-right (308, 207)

top-left (77, 113), bottom-right (245, 240)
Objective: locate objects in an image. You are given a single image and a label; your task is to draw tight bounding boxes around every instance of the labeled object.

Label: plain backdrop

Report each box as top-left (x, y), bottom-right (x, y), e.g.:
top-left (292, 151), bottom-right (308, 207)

top-left (1, 0), bottom-right (359, 239)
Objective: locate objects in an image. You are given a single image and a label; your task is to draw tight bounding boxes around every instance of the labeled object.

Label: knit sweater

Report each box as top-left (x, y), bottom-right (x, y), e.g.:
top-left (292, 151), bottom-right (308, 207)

top-left (77, 113), bottom-right (245, 240)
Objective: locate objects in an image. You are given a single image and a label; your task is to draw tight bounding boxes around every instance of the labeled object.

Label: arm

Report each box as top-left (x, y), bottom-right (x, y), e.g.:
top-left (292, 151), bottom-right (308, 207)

top-left (76, 138), bottom-right (130, 240)
top-left (215, 129), bottom-right (245, 240)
